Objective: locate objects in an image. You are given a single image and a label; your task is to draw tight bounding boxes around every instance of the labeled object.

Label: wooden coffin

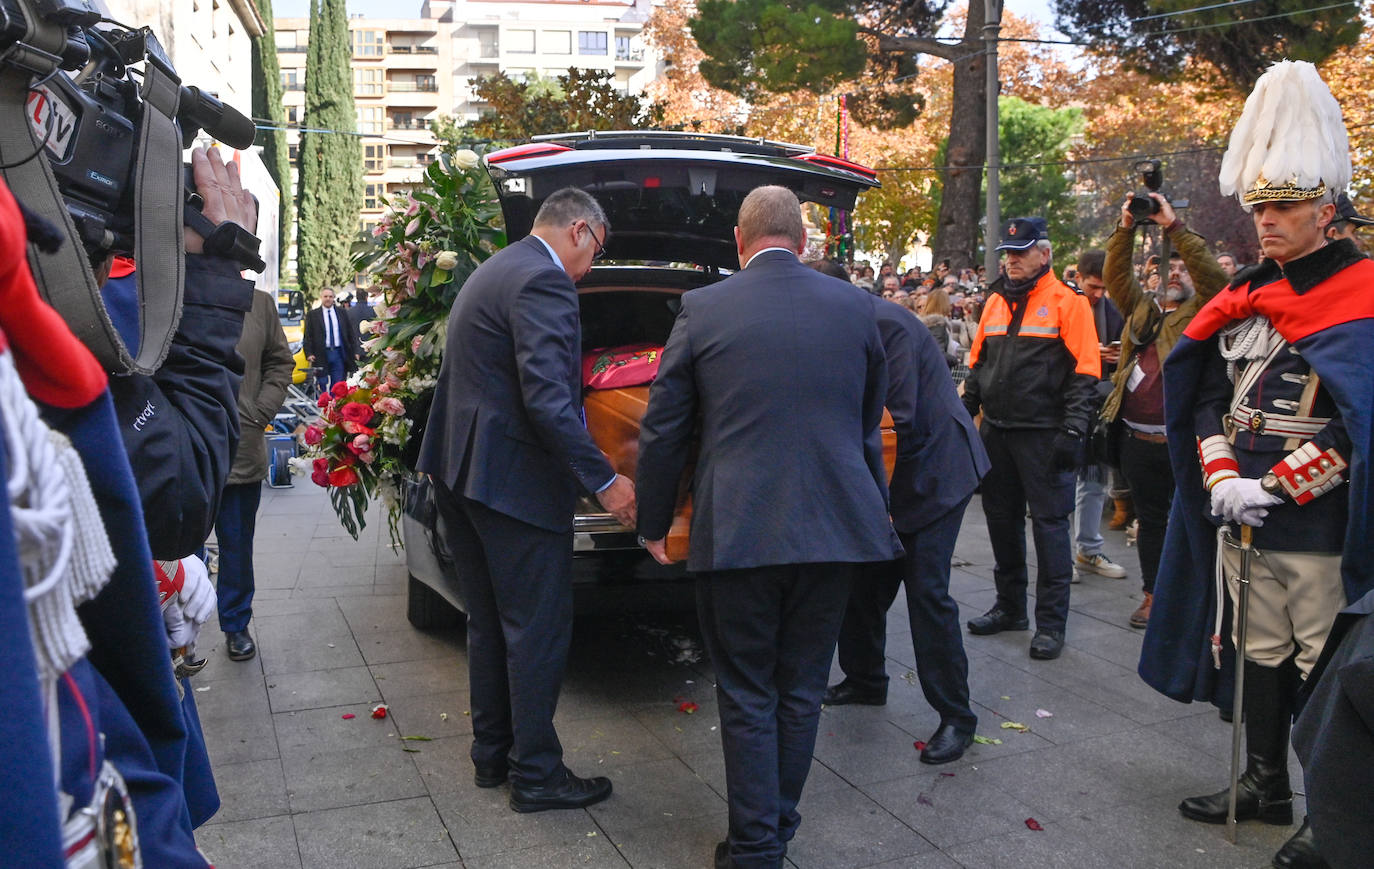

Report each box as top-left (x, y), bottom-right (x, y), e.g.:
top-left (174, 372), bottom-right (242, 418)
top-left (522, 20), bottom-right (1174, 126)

top-left (584, 386), bottom-right (898, 564)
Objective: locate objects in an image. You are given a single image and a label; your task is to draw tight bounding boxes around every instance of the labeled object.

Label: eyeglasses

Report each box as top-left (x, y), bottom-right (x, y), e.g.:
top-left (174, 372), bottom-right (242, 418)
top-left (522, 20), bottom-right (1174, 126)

top-left (580, 221), bottom-right (607, 261)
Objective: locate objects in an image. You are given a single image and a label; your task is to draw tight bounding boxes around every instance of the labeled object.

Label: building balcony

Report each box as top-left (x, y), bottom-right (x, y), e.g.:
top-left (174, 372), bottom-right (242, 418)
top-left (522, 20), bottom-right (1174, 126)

top-left (387, 119), bottom-right (431, 131)
top-left (387, 81), bottom-right (439, 92)
top-left (388, 44), bottom-right (439, 55)
top-left (615, 49), bottom-right (644, 62)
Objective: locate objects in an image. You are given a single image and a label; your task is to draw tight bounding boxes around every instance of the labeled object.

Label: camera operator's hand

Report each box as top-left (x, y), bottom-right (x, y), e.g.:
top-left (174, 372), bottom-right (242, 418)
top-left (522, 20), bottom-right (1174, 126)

top-left (1149, 193), bottom-right (1179, 228)
top-left (186, 146), bottom-right (257, 255)
top-left (1119, 197), bottom-right (1137, 229)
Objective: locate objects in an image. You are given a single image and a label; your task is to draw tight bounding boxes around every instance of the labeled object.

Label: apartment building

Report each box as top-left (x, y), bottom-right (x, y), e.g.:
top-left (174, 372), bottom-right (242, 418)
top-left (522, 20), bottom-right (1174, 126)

top-left (275, 0), bottom-right (660, 277)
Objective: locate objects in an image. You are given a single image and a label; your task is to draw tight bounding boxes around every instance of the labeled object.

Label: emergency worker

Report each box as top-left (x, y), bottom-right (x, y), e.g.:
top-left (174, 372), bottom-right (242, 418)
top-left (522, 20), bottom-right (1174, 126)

top-left (962, 217), bottom-right (1101, 660)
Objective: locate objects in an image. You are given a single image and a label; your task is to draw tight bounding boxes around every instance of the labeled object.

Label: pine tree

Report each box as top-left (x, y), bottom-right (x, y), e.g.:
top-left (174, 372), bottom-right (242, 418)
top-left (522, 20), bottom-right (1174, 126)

top-left (296, 0), bottom-right (361, 295)
top-left (250, 0), bottom-right (291, 277)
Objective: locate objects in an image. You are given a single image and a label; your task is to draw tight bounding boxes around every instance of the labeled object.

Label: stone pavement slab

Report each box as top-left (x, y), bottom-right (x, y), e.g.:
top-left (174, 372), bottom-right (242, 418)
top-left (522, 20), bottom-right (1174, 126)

top-left (194, 482), bottom-right (1290, 868)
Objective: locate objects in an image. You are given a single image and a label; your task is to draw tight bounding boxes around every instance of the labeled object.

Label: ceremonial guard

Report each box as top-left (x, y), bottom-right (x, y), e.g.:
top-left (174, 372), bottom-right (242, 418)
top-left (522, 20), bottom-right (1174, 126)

top-left (1140, 61), bottom-right (1374, 869)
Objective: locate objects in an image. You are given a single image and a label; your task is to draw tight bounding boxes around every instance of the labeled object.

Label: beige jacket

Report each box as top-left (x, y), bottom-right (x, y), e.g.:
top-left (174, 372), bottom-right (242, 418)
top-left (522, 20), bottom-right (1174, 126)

top-left (227, 289), bottom-right (295, 484)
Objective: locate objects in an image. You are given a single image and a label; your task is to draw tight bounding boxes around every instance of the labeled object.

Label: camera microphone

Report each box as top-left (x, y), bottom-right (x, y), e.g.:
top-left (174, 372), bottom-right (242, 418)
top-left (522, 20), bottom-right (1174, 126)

top-left (178, 86), bottom-right (256, 150)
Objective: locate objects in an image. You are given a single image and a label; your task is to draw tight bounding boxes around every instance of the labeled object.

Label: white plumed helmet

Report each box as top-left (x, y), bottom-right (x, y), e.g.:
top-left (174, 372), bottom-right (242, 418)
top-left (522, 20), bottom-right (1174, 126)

top-left (1218, 60), bottom-right (1351, 210)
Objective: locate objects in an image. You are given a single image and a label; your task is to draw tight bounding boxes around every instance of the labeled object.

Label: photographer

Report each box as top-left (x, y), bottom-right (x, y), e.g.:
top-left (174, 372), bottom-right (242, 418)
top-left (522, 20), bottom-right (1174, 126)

top-left (1099, 193), bottom-right (1227, 628)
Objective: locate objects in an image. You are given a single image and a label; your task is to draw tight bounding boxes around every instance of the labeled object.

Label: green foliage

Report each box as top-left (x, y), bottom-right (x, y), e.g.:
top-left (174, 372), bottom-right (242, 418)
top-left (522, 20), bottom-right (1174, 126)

top-left (692, 0), bottom-right (865, 101)
top-left (250, 0), bottom-right (291, 276)
top-left (1052, 0), bottom-right (1362, 83)
top-left (464, 69), bottom-right (665, 141)
top-left (296, 0), bottom-right (362, 294)
top-left (993, 97), bottom-right (1085, 256)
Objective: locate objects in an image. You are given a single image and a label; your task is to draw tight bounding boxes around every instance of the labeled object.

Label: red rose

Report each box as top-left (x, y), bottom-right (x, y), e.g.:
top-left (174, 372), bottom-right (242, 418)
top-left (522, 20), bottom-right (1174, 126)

top-left (341, 420), bottom-right (376, 436)
top-left (340, 402), bottom-right (374, 424)
top-left (312, 457), bottom-right (328, 473)
top-left (311, 469), bottom-right (329, 487)
top-left (337, 451), bottom-right (358, 467)
top-left (328, 466), bottom-right (359, 487)
top-left (316, 393), bottom-right (332, 408)
top-left (303, 425), bottom-right (324, 445)
top-left (331, 381), bottom-right (350, 398)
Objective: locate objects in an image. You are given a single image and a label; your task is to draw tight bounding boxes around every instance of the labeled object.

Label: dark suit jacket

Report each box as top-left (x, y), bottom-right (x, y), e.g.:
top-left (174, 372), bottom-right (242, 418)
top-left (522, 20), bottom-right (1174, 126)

top-left (416, 236), bottom-right (615, 533)
top-left (636, 249), bottom-right (900, 572)
top-left (302, 303), bottom-right (359, 370)
top-left (874, 301), bottom-right (990, 533)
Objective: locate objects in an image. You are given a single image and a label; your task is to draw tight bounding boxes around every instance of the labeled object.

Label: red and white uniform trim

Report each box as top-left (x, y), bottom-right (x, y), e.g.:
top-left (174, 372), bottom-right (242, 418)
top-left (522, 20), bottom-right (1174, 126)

top-left (1270, 442), bottom-right (1347, 505)
top-left (1199, 435), bottom-right (1240, 490)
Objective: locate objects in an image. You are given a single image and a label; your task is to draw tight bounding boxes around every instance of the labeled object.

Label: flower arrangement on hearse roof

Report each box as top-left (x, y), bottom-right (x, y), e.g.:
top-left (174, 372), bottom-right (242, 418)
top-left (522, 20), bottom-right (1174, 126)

top-left (297, 146), bottom-right (506, 542)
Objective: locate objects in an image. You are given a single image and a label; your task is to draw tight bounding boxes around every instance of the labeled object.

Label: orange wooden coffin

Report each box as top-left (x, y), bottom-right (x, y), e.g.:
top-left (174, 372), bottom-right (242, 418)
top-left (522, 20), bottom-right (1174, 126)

top-left (584, 386), bottom-right (897, 564)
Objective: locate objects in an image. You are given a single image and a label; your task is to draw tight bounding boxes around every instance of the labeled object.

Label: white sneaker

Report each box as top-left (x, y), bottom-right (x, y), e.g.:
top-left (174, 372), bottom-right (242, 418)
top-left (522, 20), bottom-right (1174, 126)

top-left (1076, 551), bottom-right (1127, 579)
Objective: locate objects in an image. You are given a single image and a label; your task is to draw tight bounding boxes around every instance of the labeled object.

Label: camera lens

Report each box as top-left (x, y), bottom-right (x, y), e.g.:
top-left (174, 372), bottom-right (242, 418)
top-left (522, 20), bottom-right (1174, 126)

top-left (1127, 194), bottom-right (1160, 222)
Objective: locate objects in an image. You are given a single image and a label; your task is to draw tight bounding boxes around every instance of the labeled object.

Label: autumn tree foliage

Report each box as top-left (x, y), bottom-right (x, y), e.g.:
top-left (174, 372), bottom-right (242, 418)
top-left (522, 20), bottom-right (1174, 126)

top-left (463, 69), bottom-right (664, 140)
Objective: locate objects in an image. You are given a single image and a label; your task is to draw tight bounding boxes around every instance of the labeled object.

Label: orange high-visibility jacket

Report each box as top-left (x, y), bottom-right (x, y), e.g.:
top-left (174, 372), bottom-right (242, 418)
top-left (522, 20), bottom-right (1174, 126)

top-left (964, 270), bottom-right (1101, 433)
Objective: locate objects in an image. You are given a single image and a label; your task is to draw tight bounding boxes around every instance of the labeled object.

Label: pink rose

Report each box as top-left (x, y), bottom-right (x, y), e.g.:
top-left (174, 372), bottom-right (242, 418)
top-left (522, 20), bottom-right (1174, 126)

top-left (374, 397), bottom-right (405, 416)
top-left (352, 433), bottom-right (372, 452)
top-left (375, 382), bottom-right (391, 396)
top-left (359, 450), bottom-right (377, 464)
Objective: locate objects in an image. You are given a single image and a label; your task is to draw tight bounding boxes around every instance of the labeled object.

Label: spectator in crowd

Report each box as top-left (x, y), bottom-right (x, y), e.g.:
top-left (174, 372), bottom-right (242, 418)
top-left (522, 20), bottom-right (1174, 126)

top-left (1215, 252), bottom-right (1238, 280)
top-left (302, 287), bottom-right (359, 390)
top-left (637, 186), bottom-right (898, 869)
top-left (1101, 197), bottom-right (1227, 629)
top-left (353, 287), bottom-right (376, 330)
top-left (879, 275), bottom-right (902, 299)
top-left (1070, 249), bottom-right (1129, 582)
top-left (962, 217), bottom-right (1100, 660)
top-left (214, 282), bottom-right (295, 662)
top-left (1326, 191), bottom-right (1372, 253)
top-left (1063, 265), bottom-right (1079, 286)
top-left (853, 264), bottom-right (875, 292)
top-left (920, 287), bottom-right (960, 367)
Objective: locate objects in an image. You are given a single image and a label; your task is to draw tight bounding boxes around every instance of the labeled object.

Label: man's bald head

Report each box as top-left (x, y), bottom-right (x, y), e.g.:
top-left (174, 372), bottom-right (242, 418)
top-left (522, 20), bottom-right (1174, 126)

top-left (736, 186), bottom-right (805, 251)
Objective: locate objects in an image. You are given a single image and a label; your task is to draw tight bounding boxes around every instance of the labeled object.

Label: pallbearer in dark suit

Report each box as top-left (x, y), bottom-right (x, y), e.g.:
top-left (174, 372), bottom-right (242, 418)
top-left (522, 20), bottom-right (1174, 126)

top-left (417, 189), bottom-right (636, 813)
top-left (636, 187), bottom-right (900, 869)
top-left (822, 280), bottom-right (990, 764)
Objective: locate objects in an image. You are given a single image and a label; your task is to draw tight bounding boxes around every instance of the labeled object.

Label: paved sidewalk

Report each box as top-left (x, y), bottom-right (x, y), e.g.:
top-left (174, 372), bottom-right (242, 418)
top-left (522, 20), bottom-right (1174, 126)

top-left (195, 481), bottom-right (1293, 868)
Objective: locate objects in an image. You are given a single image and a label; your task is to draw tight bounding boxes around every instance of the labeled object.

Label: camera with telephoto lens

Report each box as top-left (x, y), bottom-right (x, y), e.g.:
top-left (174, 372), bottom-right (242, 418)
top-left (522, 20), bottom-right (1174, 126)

top-left (0, 0), bottom-right (261, 266)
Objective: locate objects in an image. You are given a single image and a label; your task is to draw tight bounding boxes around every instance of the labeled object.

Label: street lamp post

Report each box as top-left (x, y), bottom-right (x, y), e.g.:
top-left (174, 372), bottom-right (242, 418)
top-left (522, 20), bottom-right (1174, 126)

top-left (983, 0), bottom-right (1002, 277)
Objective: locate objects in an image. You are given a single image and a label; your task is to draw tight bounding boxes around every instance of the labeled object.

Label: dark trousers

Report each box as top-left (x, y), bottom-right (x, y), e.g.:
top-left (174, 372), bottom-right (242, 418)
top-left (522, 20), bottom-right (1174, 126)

top-left (1117, 432), bottom-right (1173, 594)
top-left (836, 496), bottom-right (977, 732)
top-left (214, 481), bottom-right (263, 633)
top-left (434, 486), bottom-right (572, 786)
top-left (979, 424), bottom-right (1075, 634)
top-left (323, 345), bottom-right (348, 390)
top-left (697, 563), bottom-right (855, 869)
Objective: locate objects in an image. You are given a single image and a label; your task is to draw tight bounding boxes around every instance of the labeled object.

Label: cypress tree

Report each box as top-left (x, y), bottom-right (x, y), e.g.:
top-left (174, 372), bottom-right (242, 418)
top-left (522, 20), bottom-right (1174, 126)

top-left (296, 0), bottom-right (361, 295)
top-left (250, 0), bottom-right (291, 277)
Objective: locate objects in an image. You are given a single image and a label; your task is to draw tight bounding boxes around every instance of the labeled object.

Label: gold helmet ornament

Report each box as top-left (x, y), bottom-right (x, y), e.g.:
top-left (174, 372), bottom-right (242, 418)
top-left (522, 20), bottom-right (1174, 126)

top-left (1218, 60), bottom-right (1351, 210)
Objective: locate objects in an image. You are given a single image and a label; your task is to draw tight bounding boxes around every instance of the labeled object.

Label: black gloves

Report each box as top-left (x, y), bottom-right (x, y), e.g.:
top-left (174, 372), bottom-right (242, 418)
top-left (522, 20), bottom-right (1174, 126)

top-left (1051, 427), bottom-right (1085, 472)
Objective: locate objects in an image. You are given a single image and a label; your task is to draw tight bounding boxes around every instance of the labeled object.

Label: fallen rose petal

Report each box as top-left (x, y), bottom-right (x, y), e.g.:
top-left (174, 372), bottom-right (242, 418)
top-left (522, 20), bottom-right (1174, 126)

top-left (913, 740), bottom-right (927, 751)
top-left (677, 701), bottom-right (699, 714)
top-left (1035, 709), bottom-right (1054, 719)
top-left (341, 713), bottom-right (356, 720)
top-left (1025, 818), bottom-right (1044, 831)
top-left (371, 703), bottom-right (389, 719)
top-left (938, 772), bottom-right (956, 778)
top-left (916, 793), bottom-right (934, 807)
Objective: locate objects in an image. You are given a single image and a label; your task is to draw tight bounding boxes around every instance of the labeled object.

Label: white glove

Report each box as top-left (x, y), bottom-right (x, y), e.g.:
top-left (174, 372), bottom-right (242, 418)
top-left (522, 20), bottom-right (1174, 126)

top-left (162, 596), bottom-right (196, 649)
top-left (1210, 477), bottom-right (1282, 526)
top-left (176, 556), bottom-right (217, 639)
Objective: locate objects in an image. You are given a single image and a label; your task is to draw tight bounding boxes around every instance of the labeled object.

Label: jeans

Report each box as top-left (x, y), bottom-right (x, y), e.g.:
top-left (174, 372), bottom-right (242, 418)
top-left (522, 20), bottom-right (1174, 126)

top-left (215, 482), bottom-right (263, 633)
top-left (1074, 467), bottom-right (1109, 556)
top-left (1117, 432), bottom-right (1173, 593)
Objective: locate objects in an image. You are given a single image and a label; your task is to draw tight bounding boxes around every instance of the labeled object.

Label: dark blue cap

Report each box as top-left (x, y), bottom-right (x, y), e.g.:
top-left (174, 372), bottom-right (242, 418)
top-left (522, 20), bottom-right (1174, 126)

top-left (996, 217), bottom-right (1049, 251)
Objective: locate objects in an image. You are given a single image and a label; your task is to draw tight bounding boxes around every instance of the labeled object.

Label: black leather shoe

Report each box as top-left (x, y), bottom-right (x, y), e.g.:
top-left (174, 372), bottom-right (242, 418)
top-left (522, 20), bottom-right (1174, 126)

top-left (225, 630), bottom-right (256, 662)
top-left (1178, 770), bottom-right (1293, 825)
top-left (823, 680), bottom-right (887, 707)
top-left (473, 760), bottom-right (508, 788)
top-left (967, 606), bottom-right (1029, 636)
top-left (920, 724), bottom-right (974, 765)
top-left (1272, 817), bottom-right (1330, 869)
top-left (509, 767), bottom-right (612, 813)
top-left (714, 841), bottom-right (733, 869)
top-left (1028, 630), bottom-right (1065, 660)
